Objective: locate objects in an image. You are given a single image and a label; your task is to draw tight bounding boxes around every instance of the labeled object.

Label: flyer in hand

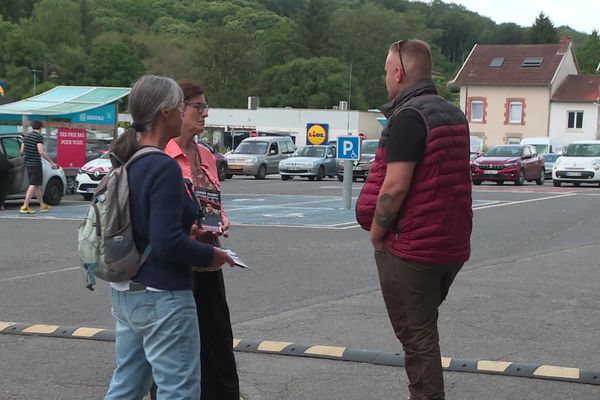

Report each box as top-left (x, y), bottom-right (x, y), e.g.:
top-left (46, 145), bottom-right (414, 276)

top-left (222, 249), bottom-right (252, 269)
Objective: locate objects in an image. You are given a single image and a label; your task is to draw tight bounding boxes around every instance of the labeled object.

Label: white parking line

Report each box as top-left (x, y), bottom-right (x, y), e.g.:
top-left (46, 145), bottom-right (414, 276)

top-left (0, 267), bottom-right (79, 283)
top-left (226, 197), bottom-right (344, 211)
top-left (473, 193), bottom-right (578, 210)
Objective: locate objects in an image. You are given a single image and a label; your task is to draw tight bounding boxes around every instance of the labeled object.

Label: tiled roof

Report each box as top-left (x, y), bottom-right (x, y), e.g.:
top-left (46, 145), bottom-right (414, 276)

top-left (454, 44), bottom-right (567, 86)
top-left (552, 75), bottom-right (600, 102)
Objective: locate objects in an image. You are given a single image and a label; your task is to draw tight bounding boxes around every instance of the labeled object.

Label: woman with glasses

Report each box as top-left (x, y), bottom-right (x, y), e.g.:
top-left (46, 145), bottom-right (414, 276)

top-left (151, 80), bottom-right (239, 400)
top-left (104, 75), bottom-right (234, 400)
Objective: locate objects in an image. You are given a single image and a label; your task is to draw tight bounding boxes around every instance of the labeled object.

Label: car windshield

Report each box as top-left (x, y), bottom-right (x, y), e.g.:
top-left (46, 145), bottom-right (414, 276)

top-left (531, 144), bottom-right (549, 154)
top-left (362, 141), bottom-right (378, 154)
top-left (234, 141), bottom-right (268, 155)
top-left (542, 154), bottom-right (560, 162)
top-left (485, 146), bottom-right (522, 157)
top-left (293, 147), bottom-right (325, 158)
top-left (563, 144), bottom-right (600, 157)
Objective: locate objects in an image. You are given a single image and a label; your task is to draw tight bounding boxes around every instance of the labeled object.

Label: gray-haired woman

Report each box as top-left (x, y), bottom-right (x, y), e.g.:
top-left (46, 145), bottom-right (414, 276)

top-left (104, 75), bottom-right (233, 400)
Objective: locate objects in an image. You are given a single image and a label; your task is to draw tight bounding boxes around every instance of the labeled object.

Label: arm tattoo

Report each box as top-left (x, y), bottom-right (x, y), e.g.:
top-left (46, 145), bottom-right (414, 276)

top-left (374, 194), bottom-right (396, 228)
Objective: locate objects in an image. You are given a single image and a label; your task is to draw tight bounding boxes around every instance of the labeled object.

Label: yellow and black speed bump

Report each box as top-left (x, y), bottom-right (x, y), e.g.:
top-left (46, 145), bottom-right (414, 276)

top-left (1, 321), bottom-right (599, 386)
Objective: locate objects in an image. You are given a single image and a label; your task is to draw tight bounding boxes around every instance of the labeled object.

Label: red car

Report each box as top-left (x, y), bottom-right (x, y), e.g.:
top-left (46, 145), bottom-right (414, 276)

top-left (471, 145), bottom-right (545, 185)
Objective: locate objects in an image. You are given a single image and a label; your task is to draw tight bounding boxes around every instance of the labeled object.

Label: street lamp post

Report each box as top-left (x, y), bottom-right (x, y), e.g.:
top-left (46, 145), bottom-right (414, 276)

top-left (31, 69), bottom-right (41, 96)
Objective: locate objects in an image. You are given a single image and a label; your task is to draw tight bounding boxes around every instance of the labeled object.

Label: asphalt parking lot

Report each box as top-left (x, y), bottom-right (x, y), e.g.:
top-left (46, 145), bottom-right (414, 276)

top-left (1, 177), bottom-right (599, 399)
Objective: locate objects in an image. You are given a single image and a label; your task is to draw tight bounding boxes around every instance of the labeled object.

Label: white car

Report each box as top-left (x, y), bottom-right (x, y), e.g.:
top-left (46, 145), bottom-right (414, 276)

top-left (0, 132), bottom-right (67, 205)
top-left (552, 140), bottom-right (600, 187)
top-left (75, 153), bottom-right (112, 200)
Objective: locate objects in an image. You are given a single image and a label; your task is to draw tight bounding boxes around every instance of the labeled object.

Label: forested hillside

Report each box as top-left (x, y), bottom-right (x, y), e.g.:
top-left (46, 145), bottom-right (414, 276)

top-left (0, 0), bottom-right (598, 109)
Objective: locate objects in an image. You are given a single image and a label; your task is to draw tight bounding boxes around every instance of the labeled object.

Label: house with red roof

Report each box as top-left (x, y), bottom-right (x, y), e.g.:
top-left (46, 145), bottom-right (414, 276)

top-left (550, 75), bottom-right (600, 144)
top-left (452, 37), bottom-right (583, 147)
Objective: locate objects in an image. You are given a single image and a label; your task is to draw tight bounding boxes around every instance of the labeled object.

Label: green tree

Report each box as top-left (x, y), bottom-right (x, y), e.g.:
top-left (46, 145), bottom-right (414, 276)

top-left (576, 30), bottom-right (600, 73)
top-left (525, 12), bottom-right (558, 44)
top-left (83, 42), bottom-right (145, 87)
top-left (259, 57), bottom-right (366, 109)
top-left (31, 0), bottom-right (85, 50)
top-left (328, 2), bottom-right (431, 107)
top-left (0, 0), bottom-right (37, 23)
top-left (188, 24), bottom-right (262, 108)
top-left (295, 0), bottom-right (333, 57)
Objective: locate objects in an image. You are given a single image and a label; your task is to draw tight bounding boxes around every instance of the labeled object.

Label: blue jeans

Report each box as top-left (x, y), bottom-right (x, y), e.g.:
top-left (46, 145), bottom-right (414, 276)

top-left (105, 288), bottom-right (201, 400)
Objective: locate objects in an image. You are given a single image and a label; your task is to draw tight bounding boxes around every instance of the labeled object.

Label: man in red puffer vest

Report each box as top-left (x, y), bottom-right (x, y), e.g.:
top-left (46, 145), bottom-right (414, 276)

top-left (356, 39), bottom-right (472, 400)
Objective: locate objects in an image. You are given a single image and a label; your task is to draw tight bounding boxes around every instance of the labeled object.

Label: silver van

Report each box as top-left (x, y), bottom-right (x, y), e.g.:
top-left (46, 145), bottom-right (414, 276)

top-left (226, 136), bottom-right (296, 179)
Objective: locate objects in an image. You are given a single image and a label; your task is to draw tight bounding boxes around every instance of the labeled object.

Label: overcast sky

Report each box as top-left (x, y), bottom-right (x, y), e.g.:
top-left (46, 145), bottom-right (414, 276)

top-left (443, 0), bottom-right (598, 34)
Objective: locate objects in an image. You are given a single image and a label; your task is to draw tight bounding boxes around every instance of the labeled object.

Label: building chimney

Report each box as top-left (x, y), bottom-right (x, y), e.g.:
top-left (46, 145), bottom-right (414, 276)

top-left (558, 36), bottom-right (573, 54)
top-left (248, 96), bottom-right (260, 110)
top-left (338, 100), bottom-right (348, 111)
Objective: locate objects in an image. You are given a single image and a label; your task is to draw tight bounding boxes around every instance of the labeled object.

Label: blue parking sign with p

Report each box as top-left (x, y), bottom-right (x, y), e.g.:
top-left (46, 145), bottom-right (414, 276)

top-left (337, 136), bottom-right (361, 160)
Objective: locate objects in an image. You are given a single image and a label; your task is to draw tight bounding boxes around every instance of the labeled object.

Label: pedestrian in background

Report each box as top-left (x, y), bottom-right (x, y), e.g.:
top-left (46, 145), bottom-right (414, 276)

top-left (356, 39), bottom-right (472, 400)
top-left (104, 75), bottom-right (234, 400)
top-left (156, 79), bottom-right (239, 400)
top-left (19, 120), bottom-right (58, 214)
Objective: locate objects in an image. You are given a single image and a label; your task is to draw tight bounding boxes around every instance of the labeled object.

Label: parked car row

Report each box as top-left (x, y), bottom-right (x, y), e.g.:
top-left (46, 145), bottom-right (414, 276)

top-left (551, 141), bottom-right (600, 187)
top-left (225, 136), bottom-right (381, 182)
top-left (471, 144), bottom-right (545, 185)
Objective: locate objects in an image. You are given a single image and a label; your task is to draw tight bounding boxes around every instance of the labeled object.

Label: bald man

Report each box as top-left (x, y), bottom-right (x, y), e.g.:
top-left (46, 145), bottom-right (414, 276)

top-left (356, 39), bottom-right (472, 400)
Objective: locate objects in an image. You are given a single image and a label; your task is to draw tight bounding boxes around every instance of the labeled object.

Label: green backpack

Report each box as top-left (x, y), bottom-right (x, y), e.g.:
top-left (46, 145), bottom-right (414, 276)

top-left (78, 147), bottom-right (161, 290)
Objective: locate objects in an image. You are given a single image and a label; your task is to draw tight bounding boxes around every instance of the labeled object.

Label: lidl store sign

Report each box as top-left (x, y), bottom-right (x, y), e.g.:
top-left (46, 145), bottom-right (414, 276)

top-left (306, 123), bottom-right (328, 145)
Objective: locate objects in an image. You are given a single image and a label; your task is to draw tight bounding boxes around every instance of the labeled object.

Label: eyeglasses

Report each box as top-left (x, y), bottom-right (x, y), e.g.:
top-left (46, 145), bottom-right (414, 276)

top-left (394, 39), bottom-right (407, 77)
top-left (185, 102), bottom-right (209, 113)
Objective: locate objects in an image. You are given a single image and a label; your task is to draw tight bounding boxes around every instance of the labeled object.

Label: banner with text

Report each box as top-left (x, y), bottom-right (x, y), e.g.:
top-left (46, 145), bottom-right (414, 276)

top-left (57, 128), bottom-right (87, 168)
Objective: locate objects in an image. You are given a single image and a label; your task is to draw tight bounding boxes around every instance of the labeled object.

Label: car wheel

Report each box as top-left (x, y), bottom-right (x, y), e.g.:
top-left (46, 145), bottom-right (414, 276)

top-left (43, 177), bottom-right (64, 205)
top-left (307, 176), bottom-right (316, 181)
top-left (316, 166), bottom-right (324, 181)
top-left (495, 181), bottom-right (504, 185)
top-left (226, 174), bottom-right (233, 179)
top-left (553, 180), bottom-right (561, 187)
top-left (218, 163), bottom-right (228, 181)
top-left (83, 193), bottom-right (93, 201)
top-left (472, 180), bottom-right (482, 185)
top-left (337, 175), bottom-right (343, 181)
top-left (255, 165), bottom-right (267, 180)
top-left (514, 170), bottom-right (524, 186)
top-left (281, 175), bottom-right (292, 181)
top-left (535, 169), bottom-right (545, 185)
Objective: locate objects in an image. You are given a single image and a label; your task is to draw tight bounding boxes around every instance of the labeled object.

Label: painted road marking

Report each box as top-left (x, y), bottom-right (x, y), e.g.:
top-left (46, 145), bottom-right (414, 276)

top-left (0, 191), bottom-right (586, 228)
top-left (258, 341), bottom-right (294, 352)
top-left (473, 193), bottom-right (578, 210)
top-left (22, 324), bottom-right (59, 334)
top-left (0, 267), bottom-right (79, 283)
top-left (305, 345), bottom-right (346, 358)
top-left (2, 321), bottom-right (598, 386)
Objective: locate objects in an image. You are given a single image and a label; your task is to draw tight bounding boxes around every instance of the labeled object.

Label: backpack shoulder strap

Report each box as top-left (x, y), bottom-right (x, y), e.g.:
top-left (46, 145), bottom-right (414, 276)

top-left (124, 147), bottom-right (166, 169)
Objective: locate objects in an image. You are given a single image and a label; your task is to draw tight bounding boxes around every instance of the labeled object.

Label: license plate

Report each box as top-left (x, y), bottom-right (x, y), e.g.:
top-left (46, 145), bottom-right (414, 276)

top-left (566, 172), bottom-right (582, 177)
top-left (352, 166), bottom-right (361, 171)
top-left (229, 166), bottom-right (243, 170)
top-left (86, 187), bottom-right (96, 193)
top-left (485, 170), bottom-right (499, 175)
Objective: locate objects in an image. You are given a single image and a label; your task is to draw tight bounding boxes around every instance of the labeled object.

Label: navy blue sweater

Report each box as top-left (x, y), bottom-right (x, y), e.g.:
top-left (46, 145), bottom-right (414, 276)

top-left (128, 151), bottom-right (215, 290)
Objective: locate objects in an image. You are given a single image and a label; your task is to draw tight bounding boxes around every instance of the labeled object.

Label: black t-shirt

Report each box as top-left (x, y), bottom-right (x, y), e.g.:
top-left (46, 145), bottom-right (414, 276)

top-left (385, 108), bottom-right (427, 163)
top-left (23, 130), bottom-right (44, 166)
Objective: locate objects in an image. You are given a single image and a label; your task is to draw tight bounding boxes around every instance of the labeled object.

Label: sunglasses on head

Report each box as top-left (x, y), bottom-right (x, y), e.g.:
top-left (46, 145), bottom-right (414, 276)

top-left (394, 39), bottom-right (407, 77)
top-left (185, 102), bottom-right (209, 113)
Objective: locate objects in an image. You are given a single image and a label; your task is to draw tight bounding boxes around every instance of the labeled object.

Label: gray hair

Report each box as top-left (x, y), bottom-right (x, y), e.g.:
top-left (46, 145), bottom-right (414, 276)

top-left (130, 75), bottom-right (183, 132)
top-left (109, 75), bottom-right (183, 166)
